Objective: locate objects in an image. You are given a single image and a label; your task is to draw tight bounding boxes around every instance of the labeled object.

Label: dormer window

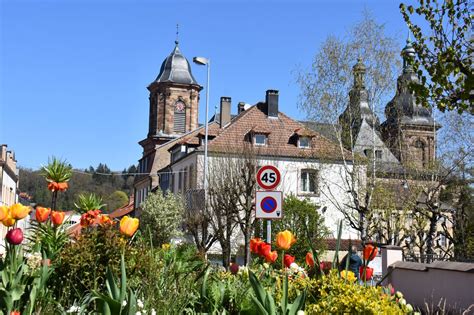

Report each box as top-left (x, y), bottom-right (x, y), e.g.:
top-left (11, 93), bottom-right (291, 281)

top-left (254, 134), bottom-right (267, 146)
top-left (298, 136), bottom-right (310, 148)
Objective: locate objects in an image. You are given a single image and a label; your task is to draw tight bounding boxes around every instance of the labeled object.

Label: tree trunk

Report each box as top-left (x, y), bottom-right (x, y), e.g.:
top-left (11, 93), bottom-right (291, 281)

top-left (425, 213), bottom-right (438, 263)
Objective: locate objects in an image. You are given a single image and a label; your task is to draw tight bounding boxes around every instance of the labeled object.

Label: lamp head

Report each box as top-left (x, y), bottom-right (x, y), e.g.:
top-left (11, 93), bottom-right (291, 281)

top-left (193, 56), bottom-right (209, 65)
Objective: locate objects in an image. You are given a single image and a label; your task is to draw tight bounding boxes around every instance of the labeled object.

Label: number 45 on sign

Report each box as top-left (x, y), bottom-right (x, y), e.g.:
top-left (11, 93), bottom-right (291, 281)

top-left (256, 165), bottom-right (281, 190)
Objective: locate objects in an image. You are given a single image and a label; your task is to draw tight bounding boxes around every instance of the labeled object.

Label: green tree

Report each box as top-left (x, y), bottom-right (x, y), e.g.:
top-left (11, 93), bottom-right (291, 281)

top-left (140, 190), bottom-right (185, 246)
top-left (104, 190), bottom-right (129, 213)
top-left (400, 0), bottom-right (473, 114)
top-left (272, 195), bottom-right (329, 259)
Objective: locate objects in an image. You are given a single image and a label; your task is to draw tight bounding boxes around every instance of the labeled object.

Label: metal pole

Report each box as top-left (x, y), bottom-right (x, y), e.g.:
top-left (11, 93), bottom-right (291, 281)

top-left (203, 60), bottom-right (210, 210)
top-left (266, 220), bottom-right (271, 244)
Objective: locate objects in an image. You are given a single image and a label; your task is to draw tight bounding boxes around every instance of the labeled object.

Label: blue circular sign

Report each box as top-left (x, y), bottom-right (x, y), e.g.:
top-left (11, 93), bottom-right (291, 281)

top-left (261, 196), bottom-right (277, 213)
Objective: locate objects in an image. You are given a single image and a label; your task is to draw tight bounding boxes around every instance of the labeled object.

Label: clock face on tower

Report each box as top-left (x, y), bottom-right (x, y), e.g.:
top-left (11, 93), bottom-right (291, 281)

top-left (174, 100), bottom-right (186, 112)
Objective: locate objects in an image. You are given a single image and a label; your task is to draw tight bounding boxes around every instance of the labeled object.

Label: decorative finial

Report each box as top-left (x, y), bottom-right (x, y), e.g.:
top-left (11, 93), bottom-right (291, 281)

top-left (406, 30), bottom-right (412, 44)
top-left (175, 23), bottom-right (179, 45)
top-left (353, 58), bottom-right (366, 89)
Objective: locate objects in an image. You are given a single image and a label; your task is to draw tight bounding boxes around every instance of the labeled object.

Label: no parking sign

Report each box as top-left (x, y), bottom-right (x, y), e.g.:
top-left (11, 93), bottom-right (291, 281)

top-left (255, 191), bottom-right (283, 219)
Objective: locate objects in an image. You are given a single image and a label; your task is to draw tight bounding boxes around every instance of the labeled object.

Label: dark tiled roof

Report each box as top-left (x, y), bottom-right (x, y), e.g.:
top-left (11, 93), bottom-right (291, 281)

top-left (152, 42), bottom-right (199, 86)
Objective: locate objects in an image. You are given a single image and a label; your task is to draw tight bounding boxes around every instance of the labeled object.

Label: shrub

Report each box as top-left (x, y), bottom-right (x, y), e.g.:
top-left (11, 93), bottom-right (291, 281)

top-left (305, 270), bottom-right (409, 314)
top-left (139, 190), bottom-right (184, 247)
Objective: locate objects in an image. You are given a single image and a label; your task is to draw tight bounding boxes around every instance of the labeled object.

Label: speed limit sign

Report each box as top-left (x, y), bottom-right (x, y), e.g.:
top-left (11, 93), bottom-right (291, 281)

top-left (256, 165), bottom-right (281, 190)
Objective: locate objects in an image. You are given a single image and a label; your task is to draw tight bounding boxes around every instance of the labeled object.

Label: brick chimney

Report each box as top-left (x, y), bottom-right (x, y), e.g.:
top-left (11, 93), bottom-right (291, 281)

top-left (220, 97), bottom-right (231, 127)
top-left (266, 90), bottom-right (279, 118)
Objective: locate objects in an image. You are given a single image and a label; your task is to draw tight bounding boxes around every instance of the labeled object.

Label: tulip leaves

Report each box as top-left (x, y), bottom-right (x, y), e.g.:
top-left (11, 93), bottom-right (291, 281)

top-left (249, 271), bottom-right (306, 315)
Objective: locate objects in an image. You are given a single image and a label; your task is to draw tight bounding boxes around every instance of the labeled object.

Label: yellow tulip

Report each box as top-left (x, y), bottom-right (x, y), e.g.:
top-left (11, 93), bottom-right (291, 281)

top-left (2, 212), bottom-right (16, 227)
top-left (0, 206), bottom-right (8, 221)
top-left (119, 216), bottom-right (139, 237)
top-left (10, 203), bottom-right (30, 220)
top-left (340, 270), bottom-right (357, 282)
top-left (276, 230), bottom-right (296, 250)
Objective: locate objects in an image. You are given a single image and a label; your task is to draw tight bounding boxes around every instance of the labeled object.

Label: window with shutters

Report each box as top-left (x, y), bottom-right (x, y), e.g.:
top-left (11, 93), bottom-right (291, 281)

top-left (174, 100), bottom-right (186, 133)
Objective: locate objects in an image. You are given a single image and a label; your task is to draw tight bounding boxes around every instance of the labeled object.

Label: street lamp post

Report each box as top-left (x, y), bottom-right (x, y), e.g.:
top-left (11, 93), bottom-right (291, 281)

top-left (193, 56), bottom-right (210, 211)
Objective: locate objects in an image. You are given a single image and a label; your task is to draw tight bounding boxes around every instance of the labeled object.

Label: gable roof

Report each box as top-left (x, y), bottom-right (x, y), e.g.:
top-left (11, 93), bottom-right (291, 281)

top-left (202, 103), bottom-right (351, 161)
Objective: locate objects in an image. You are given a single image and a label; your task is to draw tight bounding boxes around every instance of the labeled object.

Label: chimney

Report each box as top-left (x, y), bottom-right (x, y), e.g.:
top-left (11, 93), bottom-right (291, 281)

top-left (266, 90), bottom-right (279, 118)
top-left (238, 102), bottom-right (246, 114)
top-left (219, 97), bottom-right (231, 127)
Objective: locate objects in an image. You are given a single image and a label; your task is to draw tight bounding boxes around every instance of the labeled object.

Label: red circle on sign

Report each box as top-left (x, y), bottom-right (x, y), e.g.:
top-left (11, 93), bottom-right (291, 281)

top-left (256, 165), bottom-right (281, 190)
top-left (261, 196), bottom-right (278, 213)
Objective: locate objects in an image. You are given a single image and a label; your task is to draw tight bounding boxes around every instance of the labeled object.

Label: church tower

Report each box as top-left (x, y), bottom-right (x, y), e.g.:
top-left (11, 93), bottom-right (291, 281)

top-left (134, 41), bottom-right (201, 209)
top-left (147, 40), bottom-right (202, 142)
top-left (381, 38), bottom-right (441, 168)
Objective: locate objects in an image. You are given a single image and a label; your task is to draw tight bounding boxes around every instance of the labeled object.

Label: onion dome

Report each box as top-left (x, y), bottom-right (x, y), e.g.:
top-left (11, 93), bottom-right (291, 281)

top-left (153, 41), bottom-right (199, 85)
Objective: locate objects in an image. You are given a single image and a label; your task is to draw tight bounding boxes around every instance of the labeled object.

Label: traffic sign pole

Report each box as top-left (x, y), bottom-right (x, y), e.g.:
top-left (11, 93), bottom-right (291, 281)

top-left (267, 220), bottom-right (271, 244)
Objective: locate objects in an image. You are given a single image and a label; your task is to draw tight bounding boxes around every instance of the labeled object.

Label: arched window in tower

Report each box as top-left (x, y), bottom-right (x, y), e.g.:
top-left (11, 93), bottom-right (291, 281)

top-left (412, 139), bottom-right (426, 167)
top-left (174, 100), bottom-right (186, 133)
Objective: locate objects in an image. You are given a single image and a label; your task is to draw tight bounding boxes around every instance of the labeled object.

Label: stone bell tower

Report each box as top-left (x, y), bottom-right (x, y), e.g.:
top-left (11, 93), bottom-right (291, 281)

top-left (381, 38), bottom-right (441, 168)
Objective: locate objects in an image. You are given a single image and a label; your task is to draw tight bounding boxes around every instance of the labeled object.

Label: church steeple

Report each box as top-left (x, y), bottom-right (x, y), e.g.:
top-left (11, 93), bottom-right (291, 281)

top-left (339, 58), bottom-right (380, 148)
top-left (146, 41), bottom-right (202, 140)
top-left (380, 36), bottom-right (441, 168)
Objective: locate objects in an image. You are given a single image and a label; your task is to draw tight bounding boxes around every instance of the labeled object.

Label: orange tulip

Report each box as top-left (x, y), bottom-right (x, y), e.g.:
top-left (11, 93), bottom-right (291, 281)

top-left (51, 211), bottom-right (65, 226)
top-left (0, 205), bottom-right (8, 221)
top-left (57, 182), bottom-right (69, 191)
top-left (35, 207), bottom-right (51, 222)
top-left (306, 252), bottom-right (315, 268)
top-left (47, 182), bottom-right (59, 192)
top-left (363, 244), bottom-right (378, 261)
top-left (264, 250), bottom-right (278, 263)
top-left (276, 230), bottom-right (296, 250)
top-left (119, 216), bottom-right (139, 237)
top-left (10, 203), bottom-right (30, 220)
top-left (250, 238), bottom-right (264, 253)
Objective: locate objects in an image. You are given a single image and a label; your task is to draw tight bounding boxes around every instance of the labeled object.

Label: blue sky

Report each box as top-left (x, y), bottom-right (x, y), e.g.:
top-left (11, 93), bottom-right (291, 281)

top-left (1, 0), bottom-right (413, 171)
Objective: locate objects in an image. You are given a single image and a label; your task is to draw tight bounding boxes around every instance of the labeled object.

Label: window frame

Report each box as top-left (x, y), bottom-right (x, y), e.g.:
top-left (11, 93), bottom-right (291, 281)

top-left (298, 136), bottom-right (311, 148)
top-left (299, 169), bottom-right (319, 195)
top-left (254, 134), bottom-right (268, 146)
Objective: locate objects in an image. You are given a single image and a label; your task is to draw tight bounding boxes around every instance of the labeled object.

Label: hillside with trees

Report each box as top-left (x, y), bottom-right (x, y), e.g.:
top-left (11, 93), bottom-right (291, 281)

top-left (18, 163), bottom-right (137, 213)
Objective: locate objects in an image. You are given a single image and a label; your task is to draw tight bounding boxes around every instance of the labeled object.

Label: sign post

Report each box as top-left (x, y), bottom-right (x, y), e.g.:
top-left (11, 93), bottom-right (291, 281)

top-left (256, 165), bottom-right (283, 244)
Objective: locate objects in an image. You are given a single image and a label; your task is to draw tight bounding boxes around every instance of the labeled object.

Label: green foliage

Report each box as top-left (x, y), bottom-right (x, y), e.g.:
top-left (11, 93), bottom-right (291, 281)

top-left (27, 220), bottom-right (70, 262)
top-left (139, 190), bottom-right (185, 246)
top-left (103, 190), bottom-right (129, 213)
top-left (249, 271), bottom-right (306, 315)
top-left (48, 226), bottom-right (130, 308)
top-left (273, 195), bottom-right (329, 260)
top-left (41, 157), bottom-right (72, 183)
top-left (19, 163), bottom-right (135, 211)
top-left (0, 244), bottom-right (51, 315)
top-left (74, 192), bottom-right (106, 214)
top-left (130, 243), bottom-right (206, 314)
top-left (305, 270), bottom-right (408, 314)
top-left (88, 254), bottom-right (138, 315)
top-left (400, 0), bottom-right (473, 114)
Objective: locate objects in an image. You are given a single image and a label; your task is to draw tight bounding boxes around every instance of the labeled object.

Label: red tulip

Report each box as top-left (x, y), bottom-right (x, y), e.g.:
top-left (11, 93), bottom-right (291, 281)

top-left (250, 238), bottom-right (264, 253)
top-left (35, 207), bottom-right (51, 223)
top-left (229, 263), bottom-right (239, 275)
top-left (6, 228), bottom-right (23, 245)
top-left (10, 311), bottom-right (21, 315)
top-left (51, 211), bottom-right (65, 226)
top-left (264, 250), bottom-right (278, 263)
top-left (363, 244), bottom-right (378, 261)
top-left (359, 266), bottom-right (374, 281)
top-left (306, 252), bottom-right (315, 268)
top-left (284, 254), bottom-right (295, 268)
top-left (257, 242), bottom-right (272, 257)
